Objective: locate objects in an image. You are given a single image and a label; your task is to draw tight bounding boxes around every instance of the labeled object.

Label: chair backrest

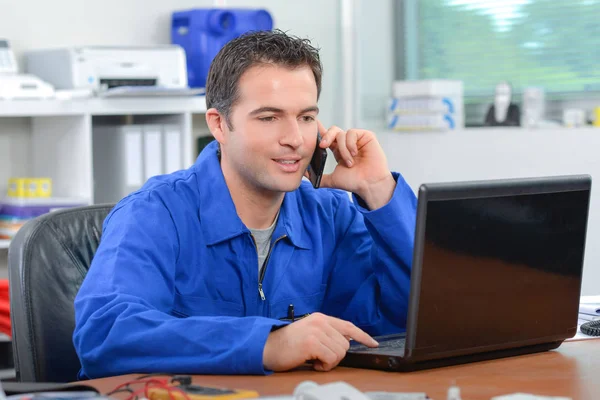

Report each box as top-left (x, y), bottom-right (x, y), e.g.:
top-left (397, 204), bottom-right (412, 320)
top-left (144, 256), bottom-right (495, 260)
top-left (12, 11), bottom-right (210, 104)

top-left (8, 204), bottom-right (114, 382)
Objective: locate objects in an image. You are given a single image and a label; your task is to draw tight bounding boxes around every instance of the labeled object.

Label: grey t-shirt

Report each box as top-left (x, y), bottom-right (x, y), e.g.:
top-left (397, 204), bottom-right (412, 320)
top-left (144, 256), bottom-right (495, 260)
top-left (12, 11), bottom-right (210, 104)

top-left (250, 215), bottom-right (278, 276)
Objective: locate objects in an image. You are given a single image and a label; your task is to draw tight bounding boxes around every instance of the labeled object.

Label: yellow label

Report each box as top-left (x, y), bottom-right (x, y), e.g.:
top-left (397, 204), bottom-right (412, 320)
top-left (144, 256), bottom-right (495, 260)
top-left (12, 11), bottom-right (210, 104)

top-left (7, 178), bottom-right (26, 198)
top-left (36, 178), bottom-right (52, 197)
top-left (24, 178), bottom-right (38, 197)
top-left (7, 177), bottom-right (52, 198)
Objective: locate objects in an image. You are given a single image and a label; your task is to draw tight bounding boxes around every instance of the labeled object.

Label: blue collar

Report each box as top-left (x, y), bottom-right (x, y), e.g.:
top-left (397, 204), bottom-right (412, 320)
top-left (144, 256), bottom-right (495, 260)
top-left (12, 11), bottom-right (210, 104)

top-left (194, 141), bottom-right (311, 249)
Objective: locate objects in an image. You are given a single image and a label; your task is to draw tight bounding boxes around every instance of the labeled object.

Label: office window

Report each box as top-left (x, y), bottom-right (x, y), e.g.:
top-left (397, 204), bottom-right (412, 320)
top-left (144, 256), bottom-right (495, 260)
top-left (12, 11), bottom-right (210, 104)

top-left (406, 0), bottom-right (600, 99)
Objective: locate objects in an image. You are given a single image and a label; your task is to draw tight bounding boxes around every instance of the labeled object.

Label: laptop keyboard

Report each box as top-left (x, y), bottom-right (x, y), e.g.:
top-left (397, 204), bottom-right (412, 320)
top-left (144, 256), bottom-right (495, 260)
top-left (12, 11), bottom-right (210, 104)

top-left (349, 337), bottom-right (406, 354)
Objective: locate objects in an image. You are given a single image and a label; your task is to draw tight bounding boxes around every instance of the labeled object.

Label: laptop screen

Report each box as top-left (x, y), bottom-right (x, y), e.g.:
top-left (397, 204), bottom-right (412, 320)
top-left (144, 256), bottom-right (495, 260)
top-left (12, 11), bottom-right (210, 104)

top-left (410, 183), bottom-right (590, 360)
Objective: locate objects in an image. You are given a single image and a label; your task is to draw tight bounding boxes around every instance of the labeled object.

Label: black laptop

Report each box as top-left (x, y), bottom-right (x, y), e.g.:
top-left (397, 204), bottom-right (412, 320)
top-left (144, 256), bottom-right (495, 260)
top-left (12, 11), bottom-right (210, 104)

top-left (342, 175), bottom-right (591, 371)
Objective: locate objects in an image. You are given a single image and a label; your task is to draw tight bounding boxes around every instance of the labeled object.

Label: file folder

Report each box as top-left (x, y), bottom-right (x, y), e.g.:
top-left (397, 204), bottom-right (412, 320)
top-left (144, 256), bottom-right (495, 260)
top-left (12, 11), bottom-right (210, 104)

top-left (142, 125), bottom-right (163, 180)
top-left (163, 125), bottom-right (182, 174)
top-left (93, 125), bottom-right (143, 204)
top-left (124, 128), bottom-right (143, 187)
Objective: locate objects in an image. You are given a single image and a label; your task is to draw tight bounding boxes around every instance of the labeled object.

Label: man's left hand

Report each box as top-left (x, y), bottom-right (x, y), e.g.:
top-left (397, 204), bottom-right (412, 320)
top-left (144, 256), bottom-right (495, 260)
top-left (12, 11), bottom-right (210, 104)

top-left (313, 121), bottom-right (396, 210)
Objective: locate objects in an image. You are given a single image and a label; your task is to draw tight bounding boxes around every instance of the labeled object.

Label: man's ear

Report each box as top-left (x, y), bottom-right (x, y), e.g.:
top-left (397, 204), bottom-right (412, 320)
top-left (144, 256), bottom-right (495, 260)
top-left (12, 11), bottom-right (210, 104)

top-left (206, 108), bottom-right (228, 144)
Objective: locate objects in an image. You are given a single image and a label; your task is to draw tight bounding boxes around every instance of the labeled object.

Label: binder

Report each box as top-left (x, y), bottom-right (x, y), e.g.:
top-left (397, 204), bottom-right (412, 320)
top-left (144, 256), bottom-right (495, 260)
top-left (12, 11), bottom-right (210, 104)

top-left (124, 127), bottom-right (143, 187)
top-left (142, 125), bottom-right (163, 180)
top-left (163, 125), bottom-right (182, 174)
top-left (93, 125), bottom-right (143, 204)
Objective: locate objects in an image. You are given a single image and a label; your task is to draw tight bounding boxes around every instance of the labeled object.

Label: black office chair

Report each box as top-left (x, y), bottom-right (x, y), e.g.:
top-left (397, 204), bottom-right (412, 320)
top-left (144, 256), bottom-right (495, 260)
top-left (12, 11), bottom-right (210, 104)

top-left (8, 204), bottom-right (114, 382)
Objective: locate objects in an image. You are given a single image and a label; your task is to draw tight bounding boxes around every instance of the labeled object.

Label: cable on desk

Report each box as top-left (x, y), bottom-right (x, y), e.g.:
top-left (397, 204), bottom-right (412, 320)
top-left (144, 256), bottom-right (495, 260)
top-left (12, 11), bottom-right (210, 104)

top-left (132, 374), bottom-right (192, 386)
top-left (104, 376), bottom-right (191, 400)
top-left (580, 320), bottom-right (600, 336)
top-left (105, 388), bottom-right (134, 397)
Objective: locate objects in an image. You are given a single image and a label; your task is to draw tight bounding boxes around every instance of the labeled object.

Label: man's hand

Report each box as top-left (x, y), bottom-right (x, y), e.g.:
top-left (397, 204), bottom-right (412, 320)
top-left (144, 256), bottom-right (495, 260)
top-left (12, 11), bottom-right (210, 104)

top-left (263, 313), bottom-right (378, 372)
top-left (315, 121), bottom-right (396, 210)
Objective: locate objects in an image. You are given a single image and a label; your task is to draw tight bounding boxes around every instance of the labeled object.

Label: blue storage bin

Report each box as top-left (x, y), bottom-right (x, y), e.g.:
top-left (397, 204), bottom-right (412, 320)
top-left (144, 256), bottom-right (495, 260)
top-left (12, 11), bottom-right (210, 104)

top-left (171, 8), bottom-right (274, 88)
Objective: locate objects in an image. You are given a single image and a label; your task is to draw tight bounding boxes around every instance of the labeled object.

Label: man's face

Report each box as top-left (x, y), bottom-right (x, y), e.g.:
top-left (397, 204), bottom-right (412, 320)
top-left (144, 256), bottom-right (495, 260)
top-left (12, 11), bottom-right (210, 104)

top-left (220, 64), bottom-right (319, 194)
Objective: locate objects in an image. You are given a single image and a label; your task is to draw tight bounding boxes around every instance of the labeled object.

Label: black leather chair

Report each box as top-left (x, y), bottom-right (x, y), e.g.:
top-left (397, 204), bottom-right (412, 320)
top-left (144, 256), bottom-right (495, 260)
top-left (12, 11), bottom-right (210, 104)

top-left (8, 204), bottom-right (114, 382)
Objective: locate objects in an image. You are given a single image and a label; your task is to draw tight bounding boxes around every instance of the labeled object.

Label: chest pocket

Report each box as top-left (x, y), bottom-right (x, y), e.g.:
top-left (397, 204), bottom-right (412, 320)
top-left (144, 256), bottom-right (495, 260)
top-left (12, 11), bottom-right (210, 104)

top-left (172, 291), bottom-right (244, 318)
top-left (268, 283), bottom-right (327, 320)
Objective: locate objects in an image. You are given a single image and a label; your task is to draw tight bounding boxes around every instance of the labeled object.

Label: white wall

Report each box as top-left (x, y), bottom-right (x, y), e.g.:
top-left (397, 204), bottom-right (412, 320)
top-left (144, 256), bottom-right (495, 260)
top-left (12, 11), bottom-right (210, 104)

top-left (355, 0), bottom-right (394, 131)
top-left (0, 0), bottom-right (344, 126)
top-left (1, 0), bottom-right (209, 62)
top-left (379, 127), bottom-right (600, 295)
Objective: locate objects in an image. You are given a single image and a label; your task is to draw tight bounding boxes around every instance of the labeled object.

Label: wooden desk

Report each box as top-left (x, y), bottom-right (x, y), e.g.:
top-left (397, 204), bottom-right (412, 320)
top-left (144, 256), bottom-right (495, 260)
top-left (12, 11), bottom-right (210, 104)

top-left (86, 339), bottom-right (600, 400)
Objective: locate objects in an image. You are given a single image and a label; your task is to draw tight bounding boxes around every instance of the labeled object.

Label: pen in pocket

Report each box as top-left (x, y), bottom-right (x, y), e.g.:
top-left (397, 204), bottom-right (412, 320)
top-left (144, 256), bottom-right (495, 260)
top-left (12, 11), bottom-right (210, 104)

top-left (278, 304), bottom-right (311, 322)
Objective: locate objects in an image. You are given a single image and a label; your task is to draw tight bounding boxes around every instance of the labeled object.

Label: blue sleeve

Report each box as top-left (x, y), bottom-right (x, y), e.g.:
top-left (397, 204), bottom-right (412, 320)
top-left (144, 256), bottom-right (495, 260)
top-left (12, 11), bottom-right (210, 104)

top-left (73, 190), bottom-right (286, 378)
top-left (320, 172), bottom-right (417, 335)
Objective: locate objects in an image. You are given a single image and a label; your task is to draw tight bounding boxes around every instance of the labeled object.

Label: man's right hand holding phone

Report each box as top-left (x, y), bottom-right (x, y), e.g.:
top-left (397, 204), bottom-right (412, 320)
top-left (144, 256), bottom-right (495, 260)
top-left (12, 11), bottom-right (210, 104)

top-left (315, 120), bottom-right (396, 211)
top-left (262, 313), bottom-right (378, 372)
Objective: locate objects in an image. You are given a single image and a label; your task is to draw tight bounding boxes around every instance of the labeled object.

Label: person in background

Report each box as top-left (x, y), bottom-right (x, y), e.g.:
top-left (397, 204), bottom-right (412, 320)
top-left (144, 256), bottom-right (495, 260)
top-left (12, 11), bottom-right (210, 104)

top-left (484, 81), bottom-right (521, 126)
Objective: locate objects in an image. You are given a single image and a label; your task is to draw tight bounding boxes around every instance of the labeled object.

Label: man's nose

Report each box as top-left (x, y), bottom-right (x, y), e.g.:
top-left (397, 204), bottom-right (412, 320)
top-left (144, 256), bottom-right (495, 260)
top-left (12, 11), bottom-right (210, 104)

top-left (280, 119), bottom-right (304, 148)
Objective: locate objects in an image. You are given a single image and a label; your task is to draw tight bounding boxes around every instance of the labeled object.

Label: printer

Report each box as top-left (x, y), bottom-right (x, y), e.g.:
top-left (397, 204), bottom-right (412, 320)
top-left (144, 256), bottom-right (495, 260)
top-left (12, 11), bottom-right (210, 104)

top-left (25, 45), bottom-right (189, 92)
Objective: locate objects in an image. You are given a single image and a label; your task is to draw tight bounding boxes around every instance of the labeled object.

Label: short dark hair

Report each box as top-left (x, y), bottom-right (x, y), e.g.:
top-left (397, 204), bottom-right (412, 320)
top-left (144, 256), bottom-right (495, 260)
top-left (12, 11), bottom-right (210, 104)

top-left (206, 29), bottom-right (322, 130)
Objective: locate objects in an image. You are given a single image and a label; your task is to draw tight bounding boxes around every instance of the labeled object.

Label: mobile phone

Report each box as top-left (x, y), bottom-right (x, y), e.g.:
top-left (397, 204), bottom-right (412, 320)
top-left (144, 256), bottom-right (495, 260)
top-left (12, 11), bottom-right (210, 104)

top-left (308, 132), bottom-right (327, 188)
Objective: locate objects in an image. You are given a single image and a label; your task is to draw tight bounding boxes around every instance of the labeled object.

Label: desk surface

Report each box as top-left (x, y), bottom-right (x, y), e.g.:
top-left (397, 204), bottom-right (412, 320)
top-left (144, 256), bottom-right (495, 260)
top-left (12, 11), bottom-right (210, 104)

top-left (86, 339), bottom-right (600, 400)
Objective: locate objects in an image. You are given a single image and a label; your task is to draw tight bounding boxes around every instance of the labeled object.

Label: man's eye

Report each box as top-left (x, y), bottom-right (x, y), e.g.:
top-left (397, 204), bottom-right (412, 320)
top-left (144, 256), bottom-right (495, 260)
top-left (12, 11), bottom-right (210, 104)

top-left (259, 116), bottom-right (275, 122)
top-left (302, 115), bottom-right (316, 122)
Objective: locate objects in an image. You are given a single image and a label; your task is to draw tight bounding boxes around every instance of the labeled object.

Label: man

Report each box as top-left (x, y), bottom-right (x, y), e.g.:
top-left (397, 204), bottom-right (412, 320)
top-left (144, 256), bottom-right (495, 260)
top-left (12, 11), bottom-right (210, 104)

top-left (73, 30), bottom-right (416, 378)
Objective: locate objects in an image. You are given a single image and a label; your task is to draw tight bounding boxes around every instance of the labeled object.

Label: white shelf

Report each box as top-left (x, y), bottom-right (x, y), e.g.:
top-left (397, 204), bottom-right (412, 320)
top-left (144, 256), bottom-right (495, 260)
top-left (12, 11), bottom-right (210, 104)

top-left (0, 95), bottom-right (211, 245)
top-left (1, 196), bottom-right (90, 207)
top-left (383, 125), bottom-right (600, 135)
top-left (0, 96), bottom-right (207, 117)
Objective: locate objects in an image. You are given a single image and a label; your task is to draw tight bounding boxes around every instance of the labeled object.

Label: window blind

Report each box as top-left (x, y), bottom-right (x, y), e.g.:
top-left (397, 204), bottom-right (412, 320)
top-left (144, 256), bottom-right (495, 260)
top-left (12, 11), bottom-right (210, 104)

top-left (414, 0), bottom-right (600, 99)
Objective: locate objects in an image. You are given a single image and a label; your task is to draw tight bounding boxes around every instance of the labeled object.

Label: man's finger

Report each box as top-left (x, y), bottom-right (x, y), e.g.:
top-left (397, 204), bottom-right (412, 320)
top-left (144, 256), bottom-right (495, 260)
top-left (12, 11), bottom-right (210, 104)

top-left (332, 130), bottom-right (353, 167)
top-left (321, 125), bottom-right (343, 150)
top-left (320, 326), bottom-right (350, 361)
top-left (316, 342), bottom-right (342, 371)
top-left (329, 318), bottom-right (378, 348)
top-left (312, 360), bottom-right (328, 372)
top-left (313, 341), bottom-right (339, 368)
top-left (317, 120), bottom-right (328, 137)
top-left (322, 141), bottom-right (346, 170)
top-left (328, 142), bottom-right (342, 163)
top-left (346, 129), bottom-right (360, 157)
